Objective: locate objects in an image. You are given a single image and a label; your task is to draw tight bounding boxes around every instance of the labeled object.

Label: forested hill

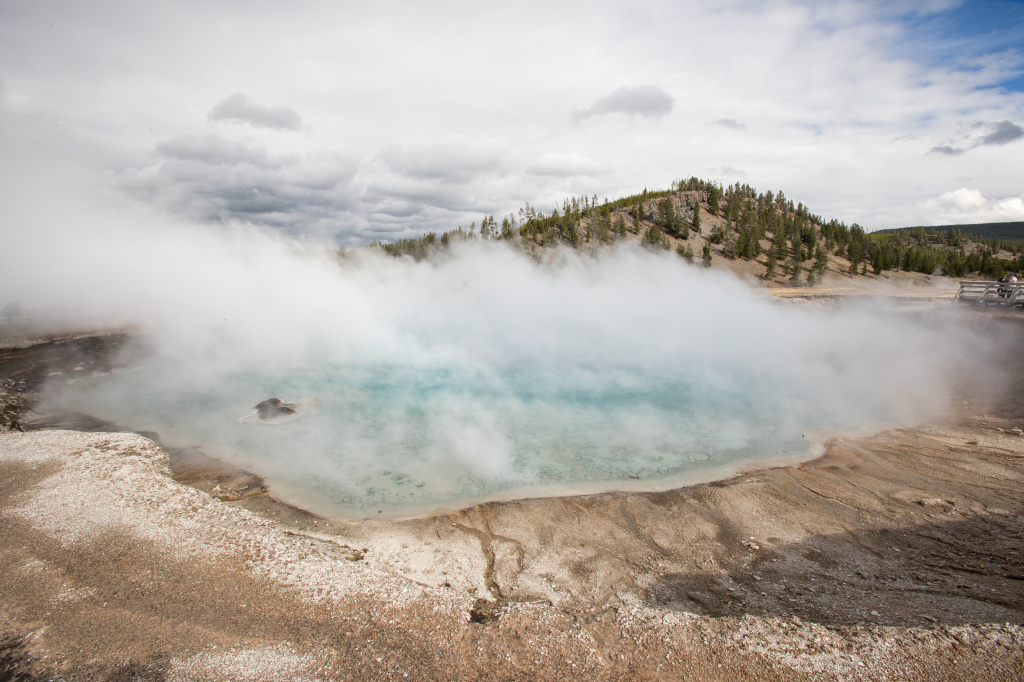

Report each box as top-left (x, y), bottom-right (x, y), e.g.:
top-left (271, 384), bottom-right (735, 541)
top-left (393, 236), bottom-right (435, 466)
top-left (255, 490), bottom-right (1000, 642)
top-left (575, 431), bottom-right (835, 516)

top-left (875, 222), bottom-right (1024, 246)
top-left (370, 178), bottom-right (1024, 284)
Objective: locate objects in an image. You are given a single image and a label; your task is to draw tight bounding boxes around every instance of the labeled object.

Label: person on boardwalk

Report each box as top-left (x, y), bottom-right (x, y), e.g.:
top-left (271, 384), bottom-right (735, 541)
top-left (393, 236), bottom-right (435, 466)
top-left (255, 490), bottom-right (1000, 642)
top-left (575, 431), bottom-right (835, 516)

top-left (998, 272), bottom-right (1017, 298)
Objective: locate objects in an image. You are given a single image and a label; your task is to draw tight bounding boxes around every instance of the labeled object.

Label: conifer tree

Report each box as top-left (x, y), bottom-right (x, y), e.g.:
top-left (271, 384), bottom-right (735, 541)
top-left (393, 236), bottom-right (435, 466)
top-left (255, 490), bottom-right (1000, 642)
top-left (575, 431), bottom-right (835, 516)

top-left (702, 242), bottom-right (712, 267)
top-left (763, 251), bottom-right (777, 280)
top-left (794, 240), bottom-right (806, 263)
top-left (707, 186), bottom-right (721, 215)
top-left (614, 214), bottom-right (627, 238)
top-left (676, 243), bottom-right (695, 263)
top-left (789, 250), bottom-right (802, 283)
top-left (723, 233), bottom-right (737, 259)
top-left (813, 244), bottom-right (829, 275)
top-left (643, 225), bottom-right (668, 249)
top-left (657, 199), bottom-right (676, 234)
top-left (597, 212), bottom-right (612, 243)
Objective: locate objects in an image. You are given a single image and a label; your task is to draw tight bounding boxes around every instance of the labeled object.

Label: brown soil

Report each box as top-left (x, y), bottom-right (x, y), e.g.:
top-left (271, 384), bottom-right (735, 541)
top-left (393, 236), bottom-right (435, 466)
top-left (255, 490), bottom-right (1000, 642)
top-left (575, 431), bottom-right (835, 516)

top-left (1, 313), bottom-right (1023, 681)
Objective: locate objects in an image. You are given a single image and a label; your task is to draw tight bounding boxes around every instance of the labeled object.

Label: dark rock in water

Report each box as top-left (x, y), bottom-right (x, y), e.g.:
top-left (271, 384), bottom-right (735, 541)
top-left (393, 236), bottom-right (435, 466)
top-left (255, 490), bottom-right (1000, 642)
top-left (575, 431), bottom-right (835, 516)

top-left (256, 398), bottom-right (296, 420)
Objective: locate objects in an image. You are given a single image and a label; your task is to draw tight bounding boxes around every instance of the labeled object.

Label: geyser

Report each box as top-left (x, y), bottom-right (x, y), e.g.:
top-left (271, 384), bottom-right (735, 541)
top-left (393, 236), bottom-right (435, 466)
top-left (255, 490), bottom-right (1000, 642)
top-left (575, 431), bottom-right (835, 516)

top-left (40, 238), bottom-right (1001, 518)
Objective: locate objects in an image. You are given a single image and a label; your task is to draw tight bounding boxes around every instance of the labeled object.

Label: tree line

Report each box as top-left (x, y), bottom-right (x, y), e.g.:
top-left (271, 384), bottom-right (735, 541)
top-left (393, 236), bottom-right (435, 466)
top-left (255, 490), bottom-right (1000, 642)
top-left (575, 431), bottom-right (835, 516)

top-left (372, 177), bottom-right (1024, 281)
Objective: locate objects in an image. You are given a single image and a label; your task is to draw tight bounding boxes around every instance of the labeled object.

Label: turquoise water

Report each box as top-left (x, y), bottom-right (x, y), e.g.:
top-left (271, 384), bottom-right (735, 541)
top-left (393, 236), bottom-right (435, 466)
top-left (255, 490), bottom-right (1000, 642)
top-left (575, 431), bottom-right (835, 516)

top-left (58, 358), bottom-right (835, 517)
top-left (35, 244), bottom-right (979, 518)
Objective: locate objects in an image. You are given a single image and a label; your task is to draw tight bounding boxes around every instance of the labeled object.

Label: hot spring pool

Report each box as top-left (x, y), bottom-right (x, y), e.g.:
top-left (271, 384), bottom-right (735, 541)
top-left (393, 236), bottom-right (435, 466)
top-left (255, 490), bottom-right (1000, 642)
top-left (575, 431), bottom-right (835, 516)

top-left (45, 249), bottom-right (977, 518)
top-left (55, 357), bottom-right (874, 518)
top-left (23, 236), bottom-right (987, 519)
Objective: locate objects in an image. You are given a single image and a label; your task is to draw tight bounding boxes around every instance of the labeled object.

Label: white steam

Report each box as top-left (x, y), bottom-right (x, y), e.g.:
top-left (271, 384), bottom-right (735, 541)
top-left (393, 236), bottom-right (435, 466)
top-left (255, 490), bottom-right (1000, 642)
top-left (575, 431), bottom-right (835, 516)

top-left (0, 168), bottom-right (1007, 517)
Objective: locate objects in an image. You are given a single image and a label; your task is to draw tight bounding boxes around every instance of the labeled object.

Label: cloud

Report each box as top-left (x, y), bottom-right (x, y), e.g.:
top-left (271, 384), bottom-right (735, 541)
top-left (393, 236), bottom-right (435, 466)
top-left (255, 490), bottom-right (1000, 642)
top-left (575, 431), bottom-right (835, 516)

top-left (380, 135), bottom-right (510, 183)
top-left (363, 175), bottom-right (480, 212)
top-left (156, 134), bottom-right (291, 168)
top-left (208, 92), bottom-right (305, 131)
top-left (928, 144), bottom-right (964, 156)
top-left (915, 188), bottom-right (1024, 224)
top-left (3, 1), bottom-right (1024, 238)
top-left (358, 198), bottom-right (479, 242)
top-left (120, 142), bottom-right (360, 238)
top-left (793, 120), bottom-right (823, 135)
top-left (572, 85), bottom-right (674, 122)
top-left (929, 120), bottom-right (1022, 155)
top-left (356, 135), bottom-right (524, 234)
top-left (978, 120), bottom-right (1023, 146)
top-left (526, 152), bottom-right (608, 178)
top-left (712, 118), bottom-right (746, 130)
top-left (718, 166), bottom-right (748, 177)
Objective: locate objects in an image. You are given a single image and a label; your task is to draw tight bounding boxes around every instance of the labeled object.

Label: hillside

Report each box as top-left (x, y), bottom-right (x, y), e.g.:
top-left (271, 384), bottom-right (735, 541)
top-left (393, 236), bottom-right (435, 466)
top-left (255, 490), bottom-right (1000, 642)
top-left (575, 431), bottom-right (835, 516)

top-left (374, 178), bottom-right (1024, 286)
top-left (876, 222), bottom-right (1024, 247)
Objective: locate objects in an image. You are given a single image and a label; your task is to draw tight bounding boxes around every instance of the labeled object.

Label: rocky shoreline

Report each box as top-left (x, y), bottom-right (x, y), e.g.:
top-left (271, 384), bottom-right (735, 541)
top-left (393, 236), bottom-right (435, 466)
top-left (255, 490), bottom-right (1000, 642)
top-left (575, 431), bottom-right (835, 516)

top-left (2, 318), bottom-right (1023, 680)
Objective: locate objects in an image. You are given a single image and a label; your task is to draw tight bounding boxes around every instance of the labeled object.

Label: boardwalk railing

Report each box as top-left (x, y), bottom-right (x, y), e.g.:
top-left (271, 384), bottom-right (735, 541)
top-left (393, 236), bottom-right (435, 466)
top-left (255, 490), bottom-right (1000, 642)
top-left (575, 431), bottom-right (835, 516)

top-left (954, 281), bottom-right (1024, 308)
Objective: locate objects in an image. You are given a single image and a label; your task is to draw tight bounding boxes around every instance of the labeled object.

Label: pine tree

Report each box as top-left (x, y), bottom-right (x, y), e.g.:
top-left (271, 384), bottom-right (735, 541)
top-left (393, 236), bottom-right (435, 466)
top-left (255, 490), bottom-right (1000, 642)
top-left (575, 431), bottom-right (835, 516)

top-left (763, 251), bottom-right (777, 280)
top-left (707, 186), bottom-right (720, 215)
top-left (702, 242), bottom-right (712, 267)
top-left (643, 225), bottom-right (668, 249)
top-left (500, 216), bottom-right (513, 240)
top-left (813, 244), bottom-right (829, 275)
top-left (723, 233), bottom-right (737, 260)
top-left (657, 199), bottom-right (677, 235)
top-left (597, 212), bottom-right (612, 243)
top-left (790, 250), bottom-right (803, 283)
top-left (614, 214), bottom-right (627, 238)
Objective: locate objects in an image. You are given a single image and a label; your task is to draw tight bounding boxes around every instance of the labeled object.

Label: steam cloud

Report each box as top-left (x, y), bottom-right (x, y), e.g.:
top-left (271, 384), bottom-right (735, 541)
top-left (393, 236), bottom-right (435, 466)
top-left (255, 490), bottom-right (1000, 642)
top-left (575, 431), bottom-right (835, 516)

top-left (0, 170), bottom-right (1007, 517)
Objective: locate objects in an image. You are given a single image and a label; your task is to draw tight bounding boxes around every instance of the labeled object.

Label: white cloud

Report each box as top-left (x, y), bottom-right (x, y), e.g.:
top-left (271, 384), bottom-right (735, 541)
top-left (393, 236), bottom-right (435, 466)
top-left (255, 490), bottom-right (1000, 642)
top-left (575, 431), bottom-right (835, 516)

top-left (1, 0), bottom-right (1023, 239)
top-left (380, 135), bottom-right (511, 183)
top-left (915, 188), bottom-right (1024, 225)
top-left (526, 152), bottom-right (609, 178)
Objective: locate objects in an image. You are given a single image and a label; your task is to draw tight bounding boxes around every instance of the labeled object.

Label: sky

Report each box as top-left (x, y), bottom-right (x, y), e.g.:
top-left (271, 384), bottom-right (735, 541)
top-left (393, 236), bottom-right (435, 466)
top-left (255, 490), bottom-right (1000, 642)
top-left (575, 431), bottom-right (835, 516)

top-left (1, 0), bottom-right (1023, 246)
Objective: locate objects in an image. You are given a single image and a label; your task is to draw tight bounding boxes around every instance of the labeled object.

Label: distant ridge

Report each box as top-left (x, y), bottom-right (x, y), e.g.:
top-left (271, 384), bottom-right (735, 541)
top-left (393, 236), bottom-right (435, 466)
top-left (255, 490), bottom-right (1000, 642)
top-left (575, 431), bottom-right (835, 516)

top-left (875, 221), bottom-right (1024, 245)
